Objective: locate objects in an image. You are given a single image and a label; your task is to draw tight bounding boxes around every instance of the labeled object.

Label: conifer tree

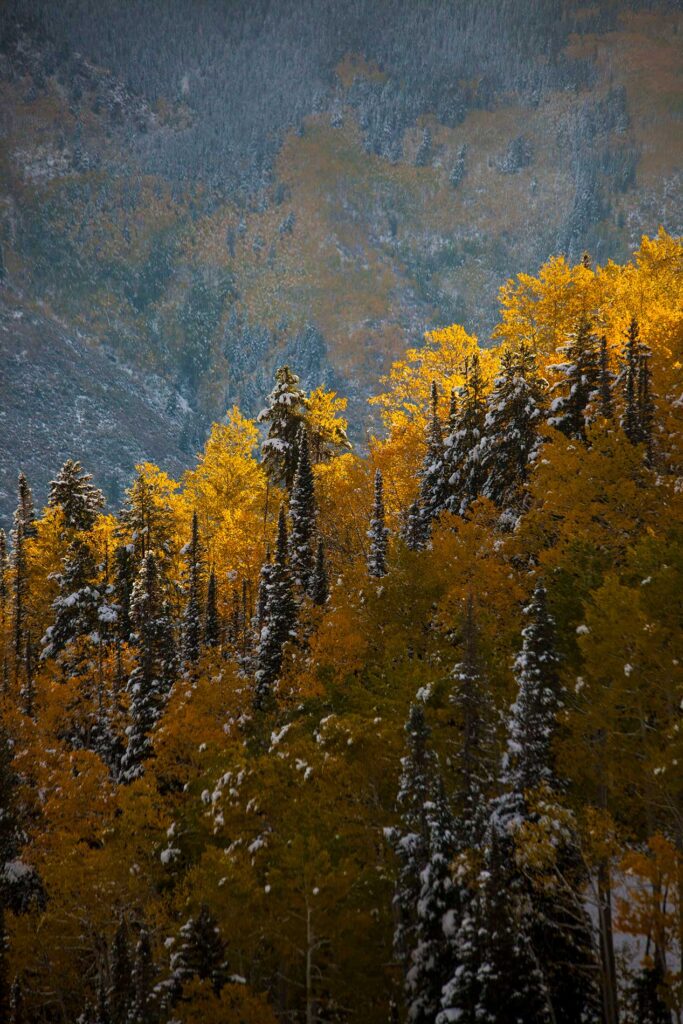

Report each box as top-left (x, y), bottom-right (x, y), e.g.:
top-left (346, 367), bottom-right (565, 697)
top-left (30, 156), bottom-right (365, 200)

top-left (204, 568), bottom-right (220, 647)
top-left (112, 544), bottom-right (134, 643)
top-left (597, 335), bottom-right (614, 421)
top-left (637, 343), bottom-right (655, 462)
top-left (417, 381), bottom-right (448, 538)
top-left (474, 824), bottom-right (550, 1024)
top-left (108, 921), bottom-right (132, 1024)
top-left (310, 537), bottom-right (329, 606)
top-left (14, 473), bottom-right (36, 539)
top-left (479, 344), bottom-right (547, 513)
top-left (548, 316), bottom-right (601, 439)
top-left (0, 727), bottom-right (22, 1020)
top-left (170, 905), bottom-right (228, 1000)
top-left (406, 777), bottom-right (456, 1024)
top-left (11, 523), bottom-right (27, 679)
top-left (21, 633), bottom-right (34, 720)
top-left (181, 512), bottom-right (203, 667)
top-left (48, 459), bottom-right (105, 532)
top-left (445, 354), bottom-right (487, 515)
top-left (256, 547), bottom-right (272, 630)
top-left (621, 315), bottom-right (641, 445)
top-left (93, 975), bottom-right (110, 1024)
top-left (450, 595), bottom-right (495, 842)
top-left (389, 705), bottom-right (456, 1024)
top-left (255, 507), bottom-right (296, 708)
top-left (288, 426), bottom-right (317, 592)
top-left (367, 470), bottom-right (389, 577)
top-left (501, 579), bottom-right (562, 801)
top-left (258, 365), bottom-right (308, 489)
top-left (402, 499), bottom-right (427, 552)
top-left (41, 537), bottom-right (102, 663)
top-left (119, 554), bottom-right (177, 782)
top-left (128, 929), bottom-right (155, 1024)
top-left (9, 976), bottom-right (23, 1024)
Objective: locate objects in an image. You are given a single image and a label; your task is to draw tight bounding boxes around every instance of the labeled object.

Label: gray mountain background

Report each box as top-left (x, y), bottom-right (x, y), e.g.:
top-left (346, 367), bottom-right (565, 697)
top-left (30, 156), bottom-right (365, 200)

top-left (0, 0), bottom-right (681, 519)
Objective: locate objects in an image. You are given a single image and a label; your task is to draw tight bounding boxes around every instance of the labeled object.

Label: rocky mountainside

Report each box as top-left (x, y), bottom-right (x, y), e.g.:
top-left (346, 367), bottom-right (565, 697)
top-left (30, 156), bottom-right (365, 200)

top-left (0, 0), bottom-right (681, 515)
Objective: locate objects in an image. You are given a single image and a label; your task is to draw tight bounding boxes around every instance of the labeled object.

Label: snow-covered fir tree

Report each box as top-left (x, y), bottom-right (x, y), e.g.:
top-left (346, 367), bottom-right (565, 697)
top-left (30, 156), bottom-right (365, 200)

top-left (548, 316), bottom-right (601, 439)
top-left (9, 976), bottom-right (23, 1024)
top-left (119, 553), bottom-right (177, 782)
top-left (597, 334), bottom-right (614, 421)
top-left (405, 776), bottom-right (456, 1024)
top-left (255, 506), bottom-right (297, 708)
top-left (445, 353), bottom-right (487, 515)
top-left (204, 568), bottom-right (220, 647)
top-left (127, 929), bottom-right (155, 1024)
top-left (288, 426), bottom-right (317, 593)
top-left (367, 469), bottom-right (389, 577)
top-left (13, 472), bottom-right (36, 539)
top-left (181, 511), bottom-right (203, 667)
top-left (48, 459), bottom-right (105, 532)
top-left (621, 317), bottom-right (656, 460)
top-left (479, 343), bottom-right (547, 514)
top-left (108, 921), bottom-right (132, 1024)
top-left (310, 536), bottom-right (329, 606)
top-left (41, 537), bottom-right (103, 663)
top-left (258, 365), bottom-right (308, 489)
top-left (402, 498), bottom-right (427, 552)
top-left (500, 579), bottom-right (562, 802)
top-left (169, 905), bottom-right (229, 1001)
top-left (417, 381), bottom-right (448, 539)
top-left (449, 595), bottom-right (495, 843)
top-left (256, 546), bottom-right (272, 630)
top-left (20, 632), bottom-right (34, 720)
top-left (112, 543), bottom-right (134, 643)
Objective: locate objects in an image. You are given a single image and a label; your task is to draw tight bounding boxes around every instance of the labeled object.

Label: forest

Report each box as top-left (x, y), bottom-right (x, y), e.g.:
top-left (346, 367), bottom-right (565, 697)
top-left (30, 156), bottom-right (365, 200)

top-left (0, 229), bottom-right (681, 1023)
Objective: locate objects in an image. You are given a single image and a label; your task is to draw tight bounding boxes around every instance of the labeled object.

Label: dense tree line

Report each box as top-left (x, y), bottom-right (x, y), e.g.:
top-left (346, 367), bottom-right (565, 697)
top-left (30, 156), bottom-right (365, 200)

top-left (0, 232), bottom-right (681, 1022)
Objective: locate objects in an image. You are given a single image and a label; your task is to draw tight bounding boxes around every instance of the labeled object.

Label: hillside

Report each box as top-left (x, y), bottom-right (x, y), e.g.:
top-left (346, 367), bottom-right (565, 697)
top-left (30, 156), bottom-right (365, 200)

top-left (0, 0), bottom-right (681, 509)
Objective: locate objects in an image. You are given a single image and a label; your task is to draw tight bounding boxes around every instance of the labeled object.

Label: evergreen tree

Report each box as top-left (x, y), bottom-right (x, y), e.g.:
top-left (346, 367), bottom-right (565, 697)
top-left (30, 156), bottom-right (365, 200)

top-left (621, 315), bottom-right (641, 445)
top-left (501, 579), bottom-right (562, 801)
top-left (48, 459), bottom-right (105, 532)
top-left (479, 344), bottom-right (547, 513)
top-left (204, 568), bottom-right (220, 647)
top-left (548, 316), bottom-right (601, 439)
top-left (0, 530), bottom-right (9, 693)
top-left (310, 537), bottom-right (329, 606)
top-left (119, 554), bottom-right (177, 782)
top-left (170, 905), bottom-right (229, 1000)
top-left (181, 512), bottom-right (203, 667)
top-left (255, 507), bottom-right (296, 708)
top-left (41, 537), bottom-right (102, 662)
top-left (474, 823), bottom-right (550, 1024)
top-left (637, 343), bottom-right (655, 462)
top-left (94, 975), bottom-right (110, 1024)
top-left (9, 976), bottom-right (23, 1024)
top-left (258, 365), bottom-right (308, 489)
top-left (417, 381), bottom-right (448, 538)
top-left (406, 778), bottom-right (456, 1024)
top-left (256, 546), bottom-right (272, 630)
top-left (14, 473), bottom-right (36, 539)
top-left (402, 499), bottom-right (427, 552)
top-left (128, 929), bottom-right (155, 1024)
top-left (597, 335), bottom-right (614, 421)
top-left (449, 595), bottom-right (495, 842)
top-left (21, 633), bottom-right (34, 720)
top-left (367, 470), bottom-right (389, 577)
top-left (445, 354), bottom-right (487, 515)
top-left (414, 125), bottom-right (432, 166)
top-left (112, 544), bottom-right (135, 643)
top-left (108, 921), bottom-right (132, 1024)
top-left (0, 727), bottom-right (22, 1019)
top-left (389, 705), bottom-right (455, 1024)
top-left (11, 517), bottom-right (27, 680)
top-left (288, 426), bottom-right (317, 592)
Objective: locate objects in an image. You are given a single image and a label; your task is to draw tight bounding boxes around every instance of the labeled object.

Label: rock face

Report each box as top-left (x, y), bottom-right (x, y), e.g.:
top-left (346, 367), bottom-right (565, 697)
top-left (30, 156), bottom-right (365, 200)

top-left (0, 292), bottom-right (191, 522)
top-left (0, 1), bottom-right (681, 507)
